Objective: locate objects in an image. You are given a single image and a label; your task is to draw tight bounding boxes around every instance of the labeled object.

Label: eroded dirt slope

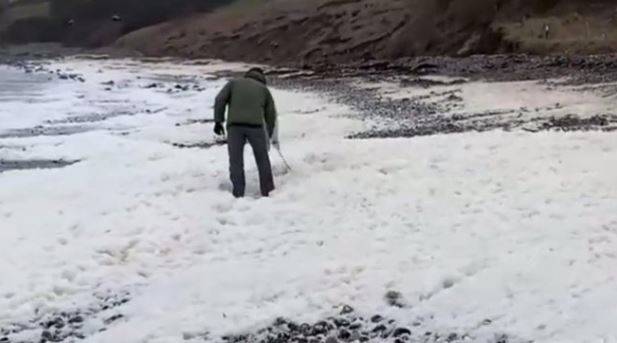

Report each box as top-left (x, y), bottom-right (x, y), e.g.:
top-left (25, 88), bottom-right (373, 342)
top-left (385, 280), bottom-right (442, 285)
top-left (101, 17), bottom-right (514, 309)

top-left (116, 0), bottom-right (617, 64)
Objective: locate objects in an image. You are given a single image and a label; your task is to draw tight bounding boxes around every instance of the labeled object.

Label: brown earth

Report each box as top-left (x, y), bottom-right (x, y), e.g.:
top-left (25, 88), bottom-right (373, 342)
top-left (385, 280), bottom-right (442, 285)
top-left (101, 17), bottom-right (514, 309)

top-left (115, 0), bottom-right (617, 65)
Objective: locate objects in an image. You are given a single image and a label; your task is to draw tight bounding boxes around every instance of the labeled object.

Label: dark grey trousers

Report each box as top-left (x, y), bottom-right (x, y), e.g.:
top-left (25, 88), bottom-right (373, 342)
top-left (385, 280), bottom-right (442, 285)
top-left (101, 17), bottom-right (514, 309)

top-left (227, 126), bottom-right (275, 197)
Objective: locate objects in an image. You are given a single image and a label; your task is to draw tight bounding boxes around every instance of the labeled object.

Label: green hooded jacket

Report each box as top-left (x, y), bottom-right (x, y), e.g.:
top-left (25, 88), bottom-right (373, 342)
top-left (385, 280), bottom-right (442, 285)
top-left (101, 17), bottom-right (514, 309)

top-left (214, 69), bottom-right (277, 137)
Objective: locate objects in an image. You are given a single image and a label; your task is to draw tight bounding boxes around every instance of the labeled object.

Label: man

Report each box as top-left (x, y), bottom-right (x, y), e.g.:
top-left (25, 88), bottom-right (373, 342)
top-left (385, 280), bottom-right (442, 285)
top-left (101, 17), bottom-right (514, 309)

top-left (213, 67), bottom-right (277, 198)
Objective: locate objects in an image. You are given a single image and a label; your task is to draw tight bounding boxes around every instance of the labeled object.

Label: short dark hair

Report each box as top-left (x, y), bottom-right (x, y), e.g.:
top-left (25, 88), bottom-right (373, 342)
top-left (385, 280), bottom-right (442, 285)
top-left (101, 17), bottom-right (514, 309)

top-left (247, 67), bottom-right (264, 75)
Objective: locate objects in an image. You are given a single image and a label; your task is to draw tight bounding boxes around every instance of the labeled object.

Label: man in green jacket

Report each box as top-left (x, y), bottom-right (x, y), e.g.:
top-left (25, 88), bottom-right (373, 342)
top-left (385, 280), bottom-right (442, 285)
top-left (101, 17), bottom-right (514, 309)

top-left (214, 67), bottom-right (277, 198)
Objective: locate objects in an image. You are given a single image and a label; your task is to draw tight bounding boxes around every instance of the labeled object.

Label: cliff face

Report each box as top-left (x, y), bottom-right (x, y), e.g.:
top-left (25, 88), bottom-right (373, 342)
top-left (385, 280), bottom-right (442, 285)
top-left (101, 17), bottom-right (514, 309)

top-left (116, 0), bottom-right (617, 64)
top-left (3, 0), bottom-right (617, 61)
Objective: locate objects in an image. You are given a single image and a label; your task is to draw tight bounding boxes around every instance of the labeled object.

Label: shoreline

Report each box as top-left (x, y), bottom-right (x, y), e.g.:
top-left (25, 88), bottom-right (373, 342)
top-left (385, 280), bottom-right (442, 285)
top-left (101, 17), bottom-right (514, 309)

top-left (1, 56), bottom-right (617, 343)
top-left (2, 49), bottom-right (617, 143)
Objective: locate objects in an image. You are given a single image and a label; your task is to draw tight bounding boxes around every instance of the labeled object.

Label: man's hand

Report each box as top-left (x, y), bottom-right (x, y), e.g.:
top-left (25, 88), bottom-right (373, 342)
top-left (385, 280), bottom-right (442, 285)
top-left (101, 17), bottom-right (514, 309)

top-left (214, 122), bottom-right (225, 136)
top-left (271, 139), bottom-right (280, 151)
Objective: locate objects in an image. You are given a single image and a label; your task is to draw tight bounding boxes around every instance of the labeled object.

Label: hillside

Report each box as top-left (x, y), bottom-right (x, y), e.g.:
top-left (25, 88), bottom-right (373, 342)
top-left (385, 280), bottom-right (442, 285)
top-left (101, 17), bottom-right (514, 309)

top-left (116, 0), bottom-right (617, 65)
top-left (0, 0), bottom-right (236, 46)
top-left (3, 0), bottom-right (617, 63)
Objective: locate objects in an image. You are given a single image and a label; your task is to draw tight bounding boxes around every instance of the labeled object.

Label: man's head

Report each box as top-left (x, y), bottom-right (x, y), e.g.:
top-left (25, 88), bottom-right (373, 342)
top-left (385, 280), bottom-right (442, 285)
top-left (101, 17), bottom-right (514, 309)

top-left (245, 67), bottom-right (267, 85)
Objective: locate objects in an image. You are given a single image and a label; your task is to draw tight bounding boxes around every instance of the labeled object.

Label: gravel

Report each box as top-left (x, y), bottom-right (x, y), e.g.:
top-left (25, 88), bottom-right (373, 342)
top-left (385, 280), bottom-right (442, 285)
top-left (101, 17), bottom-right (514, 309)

top-left (220, 305), bottom-right (524, 343)
top-left (270, 55), bottom-right (617, 139)
top-left (0, 292), bottom-right (130, 343)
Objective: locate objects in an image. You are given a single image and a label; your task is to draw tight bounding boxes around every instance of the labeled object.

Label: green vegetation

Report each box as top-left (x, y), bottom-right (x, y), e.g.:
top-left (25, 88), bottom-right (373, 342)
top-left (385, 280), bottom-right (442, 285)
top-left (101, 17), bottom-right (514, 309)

top-left (1, 0), bottom-right (242, 44)
top-left (227, 0), bottom-right (269, 9)
top-left (50, 0), bottom-right (236, 30)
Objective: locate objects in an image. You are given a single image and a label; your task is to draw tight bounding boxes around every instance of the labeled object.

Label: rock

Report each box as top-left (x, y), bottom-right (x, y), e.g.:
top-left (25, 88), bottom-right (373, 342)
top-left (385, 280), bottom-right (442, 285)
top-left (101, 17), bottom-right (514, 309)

top-left (384, 291), bottom-right (405, 308)
top-left (325, 336), bottom-right (338, 343)
top-left (412, 63), bottom-right (439, 75)
top-left (370, 315), bottom-right (383, 323)
top-left (299, 323), bottom-right (311, 335)
top-left (42, 318), bottom-right (60, 329)
top-left (273, 317), bottom-right (288, 327)
top-left (349, 323), bottom-right (362, 330)
top-left (287, 321), bottom-right (299, 332)
top-left (333, 318), bottom-right (350, 328)
top-left (340, 305), bottom-right (354, 315)
top-left (371, 325), bottom-right (387, 333)
top-left (41, 330), bottom-right (53, 341)
top-left (311, 321), bottom-right (330, 335)
top-left (54, 320), bottom-right (65, 330)
top-left (447, 333), bottom-right (459, 342)
top-left (104, 314), bottom-right (124, 325)
top-left (393, 327), bottom-right (411, 337)
top-left (338, 329), bottom-right (351, 341)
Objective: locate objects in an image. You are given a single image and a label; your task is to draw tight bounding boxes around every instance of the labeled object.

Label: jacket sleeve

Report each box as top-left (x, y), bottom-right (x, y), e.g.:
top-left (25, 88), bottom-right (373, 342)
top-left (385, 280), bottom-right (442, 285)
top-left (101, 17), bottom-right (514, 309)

top-left (264, 88), bottom-right (277, 138)
top-left (214, 81), bottom-right (233, 124)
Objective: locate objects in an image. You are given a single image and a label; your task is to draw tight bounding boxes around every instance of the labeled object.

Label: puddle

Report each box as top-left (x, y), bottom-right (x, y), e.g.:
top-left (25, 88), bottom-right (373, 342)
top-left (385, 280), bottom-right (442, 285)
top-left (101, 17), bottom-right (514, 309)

top-left (170, 141), bottom-right (226, 149)
top-left (0, 126), bottom-right (93, 139)
top-left (45, 110), bottom-right (137, 125)
top-left (174, 118), bottom-right (215, 127)
top-left (0, 66), bottom-right (52, 97)
top-left (0, 159), bottom-right (79, 173)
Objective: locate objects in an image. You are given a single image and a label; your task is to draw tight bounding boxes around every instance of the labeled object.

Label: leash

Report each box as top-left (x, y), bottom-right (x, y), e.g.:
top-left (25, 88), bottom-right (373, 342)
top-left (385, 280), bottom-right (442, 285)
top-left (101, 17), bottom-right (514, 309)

top-left (275, 145), bottom-right (292, 172)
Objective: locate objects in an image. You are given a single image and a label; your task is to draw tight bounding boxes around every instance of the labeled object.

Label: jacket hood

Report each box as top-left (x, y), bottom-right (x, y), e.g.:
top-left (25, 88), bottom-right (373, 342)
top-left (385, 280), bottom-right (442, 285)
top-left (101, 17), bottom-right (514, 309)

top-left (245, 69), bottom-right (267, 84)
